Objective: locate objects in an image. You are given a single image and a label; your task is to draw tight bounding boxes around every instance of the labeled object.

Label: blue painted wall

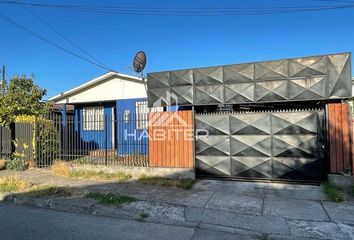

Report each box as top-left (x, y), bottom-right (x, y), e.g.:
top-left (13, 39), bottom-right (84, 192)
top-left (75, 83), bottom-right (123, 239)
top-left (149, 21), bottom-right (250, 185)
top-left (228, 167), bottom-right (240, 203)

top-left (74, 102), bottom-right (115, 150)
top-left (116, 98), bottom-right (148, 155)
top-left (71, 98), bottom-right (148, 155)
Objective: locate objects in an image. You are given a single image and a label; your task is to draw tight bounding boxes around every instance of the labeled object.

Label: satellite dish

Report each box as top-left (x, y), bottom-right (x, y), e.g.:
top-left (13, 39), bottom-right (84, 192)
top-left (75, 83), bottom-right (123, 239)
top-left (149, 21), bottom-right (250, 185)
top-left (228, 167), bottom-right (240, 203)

top-left (133, 51), bottom-right (147, 73)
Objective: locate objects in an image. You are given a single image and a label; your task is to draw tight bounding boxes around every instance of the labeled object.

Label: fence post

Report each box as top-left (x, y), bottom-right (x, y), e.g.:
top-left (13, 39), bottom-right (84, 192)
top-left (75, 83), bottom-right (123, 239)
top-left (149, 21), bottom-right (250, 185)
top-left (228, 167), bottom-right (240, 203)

top-left (104, 115), bottom-right (108, 166)
top-left (10, 122), bottom-right (15, 158)
top-left (0, 126), bottom-right (2, 155)
top-left (34, 116), bottom-right (38, 166)
top-left (57, 114), bottom-right (62, 161)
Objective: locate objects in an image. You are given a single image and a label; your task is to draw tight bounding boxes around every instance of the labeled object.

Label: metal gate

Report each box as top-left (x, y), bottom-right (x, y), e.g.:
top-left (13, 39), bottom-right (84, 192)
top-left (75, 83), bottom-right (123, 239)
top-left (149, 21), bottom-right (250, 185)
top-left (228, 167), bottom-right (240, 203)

top-left (195, 109), bottom-right (325, 182)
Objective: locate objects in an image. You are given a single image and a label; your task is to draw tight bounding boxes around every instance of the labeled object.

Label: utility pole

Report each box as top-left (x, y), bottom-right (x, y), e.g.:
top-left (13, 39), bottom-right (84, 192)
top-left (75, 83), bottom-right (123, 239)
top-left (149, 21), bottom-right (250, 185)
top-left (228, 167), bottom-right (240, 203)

top-left (1, 65), bottom-right (6, 95)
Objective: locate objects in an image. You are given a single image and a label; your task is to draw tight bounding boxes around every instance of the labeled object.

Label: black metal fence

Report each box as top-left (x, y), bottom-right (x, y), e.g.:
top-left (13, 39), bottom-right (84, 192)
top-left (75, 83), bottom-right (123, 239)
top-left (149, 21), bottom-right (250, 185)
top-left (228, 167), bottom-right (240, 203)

top-left (0, 126), bottom-right (11, 159)
top-left (0, 112), bottom-right (149, 167)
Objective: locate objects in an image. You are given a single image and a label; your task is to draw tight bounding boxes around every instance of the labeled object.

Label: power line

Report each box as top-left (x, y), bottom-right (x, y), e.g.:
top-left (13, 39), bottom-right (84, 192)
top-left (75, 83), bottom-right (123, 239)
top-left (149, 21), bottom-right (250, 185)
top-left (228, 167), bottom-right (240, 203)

top-left (0, 12), bottom-right (113, 71)
top-left (0, 1), bottom-right (353, 10)
top-left (310, 0), bottom-right (354, 3)
top-left (14, 0), bottom-right (112, 70)
top-left (0, 1), bottom-right (353, 16)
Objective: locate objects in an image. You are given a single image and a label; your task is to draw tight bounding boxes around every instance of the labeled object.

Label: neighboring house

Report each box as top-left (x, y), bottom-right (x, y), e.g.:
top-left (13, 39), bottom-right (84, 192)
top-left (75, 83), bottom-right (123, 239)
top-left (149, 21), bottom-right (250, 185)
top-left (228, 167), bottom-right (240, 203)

top-left (48, 71), bottom-right (149, 155)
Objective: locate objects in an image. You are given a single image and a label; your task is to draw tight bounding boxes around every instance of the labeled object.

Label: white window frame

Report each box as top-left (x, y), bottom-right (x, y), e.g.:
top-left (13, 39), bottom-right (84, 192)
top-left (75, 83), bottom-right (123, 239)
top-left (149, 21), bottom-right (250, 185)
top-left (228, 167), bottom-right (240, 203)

top-left (135, 101), bottom-right (148, 129)
top-left (82, 106), bottom-right (104, 131)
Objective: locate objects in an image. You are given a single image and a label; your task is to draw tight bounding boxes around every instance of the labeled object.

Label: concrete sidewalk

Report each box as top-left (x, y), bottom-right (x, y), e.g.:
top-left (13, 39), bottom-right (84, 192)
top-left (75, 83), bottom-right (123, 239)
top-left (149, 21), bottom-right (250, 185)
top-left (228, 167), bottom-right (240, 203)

top-left (1, 169), bottom-right (354, 239)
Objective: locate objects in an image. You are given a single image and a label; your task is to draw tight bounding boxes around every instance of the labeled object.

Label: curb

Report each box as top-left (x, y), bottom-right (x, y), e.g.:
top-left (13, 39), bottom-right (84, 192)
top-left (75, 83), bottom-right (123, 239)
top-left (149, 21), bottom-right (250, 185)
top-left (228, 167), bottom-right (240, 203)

top-left (7, 195), bottom-right (136, 219)
top-left (4, 195), bottom-right (196, 228)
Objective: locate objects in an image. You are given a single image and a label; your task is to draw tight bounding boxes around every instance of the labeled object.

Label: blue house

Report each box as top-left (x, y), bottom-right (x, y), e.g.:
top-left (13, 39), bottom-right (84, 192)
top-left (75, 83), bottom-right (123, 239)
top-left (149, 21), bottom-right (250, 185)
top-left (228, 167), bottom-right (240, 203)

top-left (49, 71), bottom-right (152, 158)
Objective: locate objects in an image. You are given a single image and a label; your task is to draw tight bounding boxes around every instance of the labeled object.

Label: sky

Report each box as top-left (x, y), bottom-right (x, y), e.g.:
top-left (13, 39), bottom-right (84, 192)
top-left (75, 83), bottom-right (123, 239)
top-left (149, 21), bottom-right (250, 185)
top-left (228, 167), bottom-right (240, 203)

top-left (0, 0), bottom-right (353, 99)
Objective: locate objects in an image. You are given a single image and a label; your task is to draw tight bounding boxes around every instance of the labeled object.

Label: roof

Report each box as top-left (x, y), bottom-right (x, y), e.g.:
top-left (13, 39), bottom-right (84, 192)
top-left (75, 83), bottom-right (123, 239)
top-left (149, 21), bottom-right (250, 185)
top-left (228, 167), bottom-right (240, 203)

top-left (48, 71), bottom-right (144, 102)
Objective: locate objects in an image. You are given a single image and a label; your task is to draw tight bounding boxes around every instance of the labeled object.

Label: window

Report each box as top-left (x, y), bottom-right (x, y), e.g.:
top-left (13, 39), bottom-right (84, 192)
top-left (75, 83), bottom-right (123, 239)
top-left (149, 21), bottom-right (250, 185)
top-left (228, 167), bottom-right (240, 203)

top-left (82, 106), bottom-right (104, 131)
top-left (136, 101), bottom-right (148, 129)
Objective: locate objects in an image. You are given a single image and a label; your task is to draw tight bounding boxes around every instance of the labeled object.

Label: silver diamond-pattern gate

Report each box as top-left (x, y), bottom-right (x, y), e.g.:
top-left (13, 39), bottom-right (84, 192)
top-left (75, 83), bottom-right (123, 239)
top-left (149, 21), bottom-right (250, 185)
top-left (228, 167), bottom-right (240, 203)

top-left (195, 109), bottom-right (326, 182)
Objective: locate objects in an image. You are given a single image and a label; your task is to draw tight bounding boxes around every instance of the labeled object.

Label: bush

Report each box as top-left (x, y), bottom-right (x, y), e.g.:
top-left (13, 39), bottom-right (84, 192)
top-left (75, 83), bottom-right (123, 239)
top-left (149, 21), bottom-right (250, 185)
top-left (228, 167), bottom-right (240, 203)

top-left (36, 119), bottom-right (60, 166)
top-left (14, 115), bottom-right (60, 166)
top-left (0, 159), bottom-right (6, 170)
top-left (6, 158), bottom-right (27, 171)
top-left (7, 140), bottom-right (28, 171)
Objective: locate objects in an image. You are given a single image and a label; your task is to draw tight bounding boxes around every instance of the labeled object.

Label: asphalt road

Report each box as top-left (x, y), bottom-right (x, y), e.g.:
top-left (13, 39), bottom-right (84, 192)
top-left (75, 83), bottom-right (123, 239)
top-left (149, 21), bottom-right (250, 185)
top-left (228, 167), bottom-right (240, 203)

top-left (0, 203), bottom-right (252, 240)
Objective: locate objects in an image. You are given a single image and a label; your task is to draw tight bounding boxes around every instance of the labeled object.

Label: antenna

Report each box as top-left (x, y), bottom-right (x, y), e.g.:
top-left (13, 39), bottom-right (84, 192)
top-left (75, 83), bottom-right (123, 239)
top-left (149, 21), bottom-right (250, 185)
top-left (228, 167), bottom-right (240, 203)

top-left (132, 51), bottom-right (147, 93)
top-left (133, 51), bottom-right (147, 75)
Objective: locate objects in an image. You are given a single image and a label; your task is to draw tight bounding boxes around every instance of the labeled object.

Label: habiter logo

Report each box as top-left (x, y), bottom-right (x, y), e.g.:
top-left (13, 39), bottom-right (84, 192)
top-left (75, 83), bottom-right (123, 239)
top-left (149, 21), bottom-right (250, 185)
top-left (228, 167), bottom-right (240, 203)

top-left (124, 90), bottom-right (208, 141)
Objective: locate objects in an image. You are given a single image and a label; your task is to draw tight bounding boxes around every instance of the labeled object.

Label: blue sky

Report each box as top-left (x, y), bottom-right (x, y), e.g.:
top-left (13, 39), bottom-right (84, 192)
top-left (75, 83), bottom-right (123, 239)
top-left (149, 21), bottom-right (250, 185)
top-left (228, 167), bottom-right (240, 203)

top-left (0, 0), bottom-right (353, 99)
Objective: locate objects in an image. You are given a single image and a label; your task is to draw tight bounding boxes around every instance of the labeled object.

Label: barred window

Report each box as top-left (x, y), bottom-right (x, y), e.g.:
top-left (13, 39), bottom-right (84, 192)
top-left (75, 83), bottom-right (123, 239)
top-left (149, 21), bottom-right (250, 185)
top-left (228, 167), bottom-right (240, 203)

top-left (82, 106), bottom-right (104, 131)
top-left (136, 101), bottom-right (148, 129)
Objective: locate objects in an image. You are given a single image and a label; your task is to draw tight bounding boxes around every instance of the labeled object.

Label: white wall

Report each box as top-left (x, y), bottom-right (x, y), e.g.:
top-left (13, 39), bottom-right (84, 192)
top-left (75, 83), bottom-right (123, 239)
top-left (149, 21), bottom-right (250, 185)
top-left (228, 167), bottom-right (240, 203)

top-left (54, 76), bottom-right (147, 104)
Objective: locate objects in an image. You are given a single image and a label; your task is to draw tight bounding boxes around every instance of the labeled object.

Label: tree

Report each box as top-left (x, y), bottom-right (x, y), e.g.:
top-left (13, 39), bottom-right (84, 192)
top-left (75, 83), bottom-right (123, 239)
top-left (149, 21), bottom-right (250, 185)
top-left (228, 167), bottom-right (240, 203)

top-left (0, 75), bottom-right (47, 126)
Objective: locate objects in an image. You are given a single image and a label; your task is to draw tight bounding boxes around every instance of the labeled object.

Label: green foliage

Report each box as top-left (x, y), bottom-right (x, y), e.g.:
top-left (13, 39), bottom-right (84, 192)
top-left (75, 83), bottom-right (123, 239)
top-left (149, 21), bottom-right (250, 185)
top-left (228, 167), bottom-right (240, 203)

top-left (137, 212), bottom-right (149, 222)
top-left (71, 157), bottom-right (90, 165)
top-left (69, 170), bottom-right (131, 181)
top-left (323, 183), bottom-right (345, 202)
top-left (6, 158), bottom-right (27, 171)
top-left (23, 186), bottom-right (72, 198)
top-left (0, 75), bottom-right (47, 126)
top-left (86, 192), bottom-right (136, 206)
top-left (14, 115), bottom-right (60, 166)
top-left (6, 139), bottom-right (28, 171)
top-left (138, 175), bottom-right (195, 190)
top-left (0, 176), bottom-right (32, 193)
top-left (36, 120), bottom-right (59, 165)
top-left (177, 179), bottom-right (195, 190)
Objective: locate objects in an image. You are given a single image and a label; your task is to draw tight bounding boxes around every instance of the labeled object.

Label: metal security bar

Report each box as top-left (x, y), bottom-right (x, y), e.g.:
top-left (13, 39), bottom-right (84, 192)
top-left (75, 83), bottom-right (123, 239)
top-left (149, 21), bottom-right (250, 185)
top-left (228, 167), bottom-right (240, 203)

top-left (0, 111), bottom-right (149, 167)
top-left (59, 113), bottom-right (148, 167)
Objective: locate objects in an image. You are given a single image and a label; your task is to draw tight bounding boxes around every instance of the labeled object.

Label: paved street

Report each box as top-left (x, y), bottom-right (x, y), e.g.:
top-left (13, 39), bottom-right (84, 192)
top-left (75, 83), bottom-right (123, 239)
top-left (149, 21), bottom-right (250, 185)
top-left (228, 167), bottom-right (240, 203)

top-left (0, 203), bottom-right (252, 240)
top-left (1, 170), bottom-right (354, 239)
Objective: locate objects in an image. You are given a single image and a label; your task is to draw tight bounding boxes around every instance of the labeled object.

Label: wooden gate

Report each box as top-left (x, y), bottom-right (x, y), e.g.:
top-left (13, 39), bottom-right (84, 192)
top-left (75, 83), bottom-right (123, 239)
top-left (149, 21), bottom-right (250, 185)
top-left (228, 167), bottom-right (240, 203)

top-left (328, 103), bottom-right (351, 174)
top-left (148, 111), bottom-right (193, 168)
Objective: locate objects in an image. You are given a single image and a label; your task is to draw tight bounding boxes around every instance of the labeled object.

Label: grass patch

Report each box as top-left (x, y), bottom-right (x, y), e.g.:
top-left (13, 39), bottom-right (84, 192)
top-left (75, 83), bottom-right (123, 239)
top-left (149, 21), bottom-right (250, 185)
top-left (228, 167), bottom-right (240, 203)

top-left (23, 185), bottom-right (72, 198)
top-left (137, 212), bottom-right (149, 222)
top-left (177, 179), bottom-right (195, 190)
top-left (138, 175), bottom-right (194, 190)
top-left (51, 160), bottom-right (70, 177)
top-left (86, 192), bottom-right (136, 206)
top-left (71, 157), bottom-right (88, 165)
top-left (0, 176), bottom-right (32, 193)
top-left (51, 161), bottom-right (131, 182)
top-left (69, 170), bottom-right (131, 182)
top-left (71, 157), bottom-right (99, 165)
top-left (323, 183), bottom-right (345, 202)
